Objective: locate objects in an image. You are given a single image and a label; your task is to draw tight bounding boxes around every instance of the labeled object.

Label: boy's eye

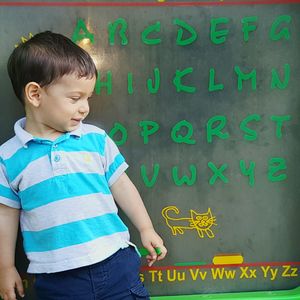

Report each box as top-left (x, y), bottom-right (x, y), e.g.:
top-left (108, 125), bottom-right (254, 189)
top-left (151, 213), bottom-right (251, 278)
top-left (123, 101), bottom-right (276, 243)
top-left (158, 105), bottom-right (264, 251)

top-left (70, 97), bottom-right (80, 101)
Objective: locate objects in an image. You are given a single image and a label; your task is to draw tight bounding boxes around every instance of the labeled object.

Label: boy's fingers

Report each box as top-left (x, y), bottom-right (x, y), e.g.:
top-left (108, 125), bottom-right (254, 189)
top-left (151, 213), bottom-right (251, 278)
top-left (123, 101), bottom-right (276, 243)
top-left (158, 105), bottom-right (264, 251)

top-left (157, 245), bottom-right (167, 260)
top-left (143, 243), bottom-right (156, 256)
top-left (16, 279), bottom-right (25, 298)
top-left (146, 255), bottom-right (155, 267)
top-left (144, 245), bottom-right (157, 267)
top-left (144, 244), bottom-right (167, 266)
top-left (4, 290), bottom-right (16, 300)
top-left (147, 247), bottom-right (157, 260)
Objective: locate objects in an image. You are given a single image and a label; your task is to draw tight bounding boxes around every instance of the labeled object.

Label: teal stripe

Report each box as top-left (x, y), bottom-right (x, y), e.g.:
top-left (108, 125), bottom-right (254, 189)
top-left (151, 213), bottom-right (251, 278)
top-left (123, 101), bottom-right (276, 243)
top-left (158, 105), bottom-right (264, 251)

top-left (4, 132), bottom-right (106, 182)
top-left (57, 132), bottom-right (106, 155)
top-left (0, 184), bottom-right (20, 202)
top-left (23, 213), bottom-right (128, 252)
top-left (19, 173), bottom-right (111, 211)
top-left (106, 154), bottom-right (126, 182)
top-left (4, 143), bottom-right (50, 182)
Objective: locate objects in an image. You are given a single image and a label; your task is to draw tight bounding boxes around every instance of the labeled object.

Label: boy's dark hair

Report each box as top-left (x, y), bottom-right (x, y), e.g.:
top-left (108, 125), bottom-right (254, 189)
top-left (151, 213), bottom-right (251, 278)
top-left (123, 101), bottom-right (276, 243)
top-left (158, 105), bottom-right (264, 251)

top-left (7, 31), bottom-right (97, 104)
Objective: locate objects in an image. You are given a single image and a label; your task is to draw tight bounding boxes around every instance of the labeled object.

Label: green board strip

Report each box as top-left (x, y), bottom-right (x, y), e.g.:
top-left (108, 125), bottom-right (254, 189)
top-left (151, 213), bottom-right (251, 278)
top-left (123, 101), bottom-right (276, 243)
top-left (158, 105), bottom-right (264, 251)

top-left (151, 286), bottom-right (300, 300)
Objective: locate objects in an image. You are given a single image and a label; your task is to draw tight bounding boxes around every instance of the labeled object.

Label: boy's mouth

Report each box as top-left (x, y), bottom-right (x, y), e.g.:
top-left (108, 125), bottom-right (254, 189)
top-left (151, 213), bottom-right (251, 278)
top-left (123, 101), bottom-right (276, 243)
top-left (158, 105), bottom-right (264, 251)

top-left (71, 118), bottom-right (82, 124)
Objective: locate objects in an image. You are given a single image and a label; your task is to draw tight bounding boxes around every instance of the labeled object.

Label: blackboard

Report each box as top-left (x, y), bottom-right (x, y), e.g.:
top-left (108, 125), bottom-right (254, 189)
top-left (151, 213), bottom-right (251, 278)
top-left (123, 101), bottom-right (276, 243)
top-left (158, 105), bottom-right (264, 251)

top-left (0, 1), bottom-right (300, 298)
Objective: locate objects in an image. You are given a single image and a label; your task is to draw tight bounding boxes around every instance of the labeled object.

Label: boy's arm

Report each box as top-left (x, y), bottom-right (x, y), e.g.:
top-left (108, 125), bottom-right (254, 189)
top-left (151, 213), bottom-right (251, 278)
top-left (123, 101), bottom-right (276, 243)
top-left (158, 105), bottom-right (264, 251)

top-left (110, 173), bottom-right (167, 266)
top-left (0, 204), bottom-right (24, 300)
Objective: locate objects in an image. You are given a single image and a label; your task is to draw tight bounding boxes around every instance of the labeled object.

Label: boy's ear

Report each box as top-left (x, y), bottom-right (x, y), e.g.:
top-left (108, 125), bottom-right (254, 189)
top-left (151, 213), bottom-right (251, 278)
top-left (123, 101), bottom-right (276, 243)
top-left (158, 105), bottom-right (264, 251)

top-left (24, 82), bottom-right (42, 107)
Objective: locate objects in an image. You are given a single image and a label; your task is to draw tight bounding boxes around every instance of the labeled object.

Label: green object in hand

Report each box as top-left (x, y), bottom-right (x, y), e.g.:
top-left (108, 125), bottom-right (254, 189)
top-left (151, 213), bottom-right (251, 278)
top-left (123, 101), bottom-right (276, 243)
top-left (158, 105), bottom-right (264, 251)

top-left (138, 247), bottom-right (162, 256)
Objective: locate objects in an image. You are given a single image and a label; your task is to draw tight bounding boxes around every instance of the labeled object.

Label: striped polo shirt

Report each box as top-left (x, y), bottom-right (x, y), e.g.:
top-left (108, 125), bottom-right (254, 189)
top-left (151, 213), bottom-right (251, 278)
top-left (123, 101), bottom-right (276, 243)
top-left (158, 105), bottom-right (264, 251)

top-left (0, 118), bottom-right (130, 274)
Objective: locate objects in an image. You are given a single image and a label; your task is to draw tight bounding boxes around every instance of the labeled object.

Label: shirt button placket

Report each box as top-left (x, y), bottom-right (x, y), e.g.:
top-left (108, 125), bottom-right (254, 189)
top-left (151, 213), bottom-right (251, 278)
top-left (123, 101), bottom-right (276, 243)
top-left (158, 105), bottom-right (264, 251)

top-left (51, 144), bottom-right (62, 174)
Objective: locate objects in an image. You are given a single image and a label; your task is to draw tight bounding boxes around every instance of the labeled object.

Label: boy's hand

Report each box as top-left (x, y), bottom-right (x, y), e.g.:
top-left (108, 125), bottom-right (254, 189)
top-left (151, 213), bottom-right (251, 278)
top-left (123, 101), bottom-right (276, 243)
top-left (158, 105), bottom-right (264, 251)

top-left (140, 228), bottom-right (167, 267)
top-left (0, 266), bottom-right (24, 300)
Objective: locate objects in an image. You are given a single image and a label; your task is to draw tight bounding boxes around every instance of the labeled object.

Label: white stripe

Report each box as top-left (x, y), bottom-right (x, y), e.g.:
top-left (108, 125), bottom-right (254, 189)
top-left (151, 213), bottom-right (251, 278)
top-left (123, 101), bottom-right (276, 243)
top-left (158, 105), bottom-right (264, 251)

top-left (0, 196), bottom-right (20, 209)
top-left (108, 163), bottom-right (129, 186)
top-left (11, 155), bottom-right (51, 191)
top-left (63, 151), bottom-right (105, 175)
top-left (26, 231), bottom-right (130, 273)
top-left (20, 193), bottom-right (118, 231)
top-left (0, 136), bottom-right (24, 160)
top-left (12, 151), bottom-right (105, 192)
top-left (0, 168), bottom-right (10, 188)
top-left (81, 123), bottom-right (105, 135)
top-left (104, 137), bottom-right (123, 173)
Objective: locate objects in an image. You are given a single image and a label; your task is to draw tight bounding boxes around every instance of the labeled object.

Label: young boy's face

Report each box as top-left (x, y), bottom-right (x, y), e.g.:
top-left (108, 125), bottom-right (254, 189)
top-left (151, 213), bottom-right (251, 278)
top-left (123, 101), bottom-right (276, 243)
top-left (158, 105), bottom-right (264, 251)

top-left (37, 73), bottom-right (96, 135)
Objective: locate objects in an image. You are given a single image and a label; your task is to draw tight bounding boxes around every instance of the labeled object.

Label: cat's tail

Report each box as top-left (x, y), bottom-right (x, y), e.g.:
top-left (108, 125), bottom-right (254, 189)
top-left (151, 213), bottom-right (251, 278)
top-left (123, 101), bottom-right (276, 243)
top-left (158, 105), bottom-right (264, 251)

top-left (161, 206), bottom-right (180, 220)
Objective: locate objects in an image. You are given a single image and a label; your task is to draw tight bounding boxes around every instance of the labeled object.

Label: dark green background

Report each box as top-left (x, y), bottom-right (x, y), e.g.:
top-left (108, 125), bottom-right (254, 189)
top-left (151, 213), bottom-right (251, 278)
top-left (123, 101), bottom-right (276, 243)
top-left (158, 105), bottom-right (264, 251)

top-left (0, 1), bottom-right (299, 298)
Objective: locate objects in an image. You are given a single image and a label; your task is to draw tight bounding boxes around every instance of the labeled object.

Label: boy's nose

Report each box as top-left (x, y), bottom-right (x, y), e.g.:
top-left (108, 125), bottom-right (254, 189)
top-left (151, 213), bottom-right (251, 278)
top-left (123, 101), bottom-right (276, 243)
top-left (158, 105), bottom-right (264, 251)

top-left (79, 100), bottom-right (89, 114)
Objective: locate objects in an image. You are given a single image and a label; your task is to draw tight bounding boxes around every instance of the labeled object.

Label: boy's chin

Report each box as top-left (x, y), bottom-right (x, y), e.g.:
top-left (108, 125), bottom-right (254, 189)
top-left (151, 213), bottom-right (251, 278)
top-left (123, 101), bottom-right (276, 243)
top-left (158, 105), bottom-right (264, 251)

top-left (66, 123), bottom-right (81, 132)
top-left (53, 124), bottom-right (79, 134)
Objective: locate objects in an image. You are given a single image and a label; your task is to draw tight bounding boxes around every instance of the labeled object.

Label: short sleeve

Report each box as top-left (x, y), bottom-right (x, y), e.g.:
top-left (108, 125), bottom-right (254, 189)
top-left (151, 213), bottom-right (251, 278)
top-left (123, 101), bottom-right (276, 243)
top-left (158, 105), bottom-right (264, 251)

top-left (103, 134), bottom-right (129, 186)
top-left (0, 158), bottom-right (21, 209)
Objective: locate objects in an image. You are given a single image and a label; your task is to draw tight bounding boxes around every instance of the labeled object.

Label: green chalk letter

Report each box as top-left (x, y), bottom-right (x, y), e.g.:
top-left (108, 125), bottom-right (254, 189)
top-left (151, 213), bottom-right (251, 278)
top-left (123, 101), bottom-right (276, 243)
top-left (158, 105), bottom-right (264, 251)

top-left (174, 19), bottom-right (198, 46)
top-left (240, 160), bottom-right (256, 187)
top-left (242, 16), bottom-right (258, 42)
top-left (147, 67), bottom-right (160, 94)
top-left (207, 116), bottom-right (229, 143)
top-left (95, 71), bottom-right (112, 95)
top-left (128, 73), bottom-right (133, 95)
top-left (209, 68), bottom-right (224, 92)
top-left (271, 64), bottom-right (290, 90)
top-left (139, 121), bottom-right (160, 144)
top-left (208, 162), bottom-right (228, 185)
top-left (235, 66), bottom-right (257, 91)
top-left (72, 19), bottom-right (94, 44)
top-left (171, 120), bottom-right (196, 144)
top-left (270, 15), bottom-right (291, 41)
top-left (240, 114), bottom-right (261, 141)
top-left (268, 157), bottom-right (287, 182)
top-left (172, 165), bottom-right (197, 186)
top-left (142, 21), bottom-right (161, 45)
top-left (270, 115), bottom-right (291, 139)
top-left (173, 67), bottom-right (196, 93)
top-left (109, 123), bottom-right (128, 146)
top-left (210, 17), bottom-right (229, 45)
top-left (141, 164), bottom-right (160, 188)
top-left (108, 18), bottom-right (128, 46)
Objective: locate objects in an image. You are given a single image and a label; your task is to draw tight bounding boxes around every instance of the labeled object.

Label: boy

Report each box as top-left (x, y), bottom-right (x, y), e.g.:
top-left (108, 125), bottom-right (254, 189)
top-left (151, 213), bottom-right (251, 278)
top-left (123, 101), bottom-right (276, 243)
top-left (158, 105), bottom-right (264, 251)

top-left (0, 31), bottom-right (167, 300)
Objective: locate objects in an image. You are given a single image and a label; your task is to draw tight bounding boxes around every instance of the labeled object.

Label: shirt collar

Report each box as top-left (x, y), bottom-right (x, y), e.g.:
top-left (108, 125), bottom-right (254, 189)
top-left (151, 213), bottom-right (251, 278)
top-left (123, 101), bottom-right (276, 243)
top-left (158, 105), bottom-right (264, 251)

top-left (70, 123), bottom-right (82, 138)
top-left (14, 118), bottom-right (34, 147)
top-left (14, 117), bottom-right (82, 147)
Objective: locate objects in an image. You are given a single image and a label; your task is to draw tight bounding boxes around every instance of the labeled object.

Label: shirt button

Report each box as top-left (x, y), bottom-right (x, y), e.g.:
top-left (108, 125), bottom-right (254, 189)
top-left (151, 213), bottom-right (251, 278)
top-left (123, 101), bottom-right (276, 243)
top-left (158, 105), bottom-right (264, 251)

top-left (54, 155), bottom-right (61, 162)
top-left (53, 144), bottom-right (58, 148)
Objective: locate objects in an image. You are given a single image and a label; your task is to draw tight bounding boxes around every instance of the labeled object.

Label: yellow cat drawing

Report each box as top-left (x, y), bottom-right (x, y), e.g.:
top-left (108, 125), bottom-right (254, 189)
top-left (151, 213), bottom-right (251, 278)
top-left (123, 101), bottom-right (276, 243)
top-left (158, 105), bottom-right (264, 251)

top-left (161, 206), bottom-right (217, 238)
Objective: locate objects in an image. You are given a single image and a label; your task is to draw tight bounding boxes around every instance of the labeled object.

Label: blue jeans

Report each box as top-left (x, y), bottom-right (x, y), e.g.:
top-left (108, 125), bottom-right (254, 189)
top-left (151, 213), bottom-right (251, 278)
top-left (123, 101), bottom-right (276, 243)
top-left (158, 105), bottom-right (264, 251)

top-left (34, 246), bottom-right (149, 300)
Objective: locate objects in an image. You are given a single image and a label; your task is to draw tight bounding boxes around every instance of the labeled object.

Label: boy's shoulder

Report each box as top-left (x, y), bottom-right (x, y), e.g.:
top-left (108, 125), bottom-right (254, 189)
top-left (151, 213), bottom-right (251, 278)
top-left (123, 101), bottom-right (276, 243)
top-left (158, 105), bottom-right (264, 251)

top-left (81, 123), bottom-right (107, 137)
top-left (0, 134), bottom-right (22, 161)
top-left (0, 123), bottom-right (109, 158)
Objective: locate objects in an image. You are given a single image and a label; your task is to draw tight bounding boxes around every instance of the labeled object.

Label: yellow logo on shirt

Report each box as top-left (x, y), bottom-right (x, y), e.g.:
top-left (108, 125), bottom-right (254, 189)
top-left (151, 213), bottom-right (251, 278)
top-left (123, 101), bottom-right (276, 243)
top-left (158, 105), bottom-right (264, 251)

top-left (83, 153), bottom-right (93, 163)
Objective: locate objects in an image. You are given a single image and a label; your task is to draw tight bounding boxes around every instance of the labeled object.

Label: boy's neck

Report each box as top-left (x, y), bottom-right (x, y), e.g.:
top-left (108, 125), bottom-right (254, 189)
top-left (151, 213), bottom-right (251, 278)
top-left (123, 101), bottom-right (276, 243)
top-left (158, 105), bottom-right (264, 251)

top-left (24, 115), bottom-right (64, 141)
